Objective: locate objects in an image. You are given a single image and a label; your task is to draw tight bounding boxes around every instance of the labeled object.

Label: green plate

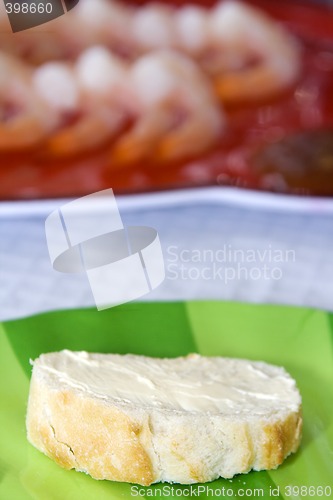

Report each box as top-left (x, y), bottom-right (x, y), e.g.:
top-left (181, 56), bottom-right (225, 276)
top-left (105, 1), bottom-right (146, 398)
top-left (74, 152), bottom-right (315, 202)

top-left (1, 301), bottom-right (333, 500)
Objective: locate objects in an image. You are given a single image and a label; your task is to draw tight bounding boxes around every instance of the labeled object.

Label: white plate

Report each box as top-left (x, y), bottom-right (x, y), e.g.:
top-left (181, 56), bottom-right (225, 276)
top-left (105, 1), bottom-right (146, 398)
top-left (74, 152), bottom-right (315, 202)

top-left (1, 187), bottom-right (333, 218)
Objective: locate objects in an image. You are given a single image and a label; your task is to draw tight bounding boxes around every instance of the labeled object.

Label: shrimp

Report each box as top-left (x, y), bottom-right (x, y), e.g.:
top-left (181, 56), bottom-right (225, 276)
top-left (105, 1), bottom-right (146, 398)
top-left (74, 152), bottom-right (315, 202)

top-left (0, 0), bottom-right (300, 103)
top-left (77, 0), bottom-right (133, 47)
top-left (32, 47), bottom-right (128, 156)
top-left (112, 51), bottom-right (224, 164)
top-left (128, 0), bottom-right (301, 102)
top-left (129, 0), bottom-right (300, 102)
top-left (205, 1), bottom-right (301, 102)
top-left (31, 48), bottom-right (224, 161)
top-left (0, 53), bottom-right (58, 150)
top-left (131, 4), bottom-right (176, 52)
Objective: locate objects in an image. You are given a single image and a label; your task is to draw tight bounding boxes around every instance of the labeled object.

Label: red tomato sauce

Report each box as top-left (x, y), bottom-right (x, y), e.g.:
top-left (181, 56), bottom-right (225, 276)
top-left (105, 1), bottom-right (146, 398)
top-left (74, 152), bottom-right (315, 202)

top-left (1, 0), bottom-right (333, 199)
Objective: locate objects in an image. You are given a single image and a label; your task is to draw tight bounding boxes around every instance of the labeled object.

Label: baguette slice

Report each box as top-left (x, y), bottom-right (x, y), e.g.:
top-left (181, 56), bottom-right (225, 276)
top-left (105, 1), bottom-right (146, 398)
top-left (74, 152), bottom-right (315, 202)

top-left (26, 351), bottom-right (302, 486)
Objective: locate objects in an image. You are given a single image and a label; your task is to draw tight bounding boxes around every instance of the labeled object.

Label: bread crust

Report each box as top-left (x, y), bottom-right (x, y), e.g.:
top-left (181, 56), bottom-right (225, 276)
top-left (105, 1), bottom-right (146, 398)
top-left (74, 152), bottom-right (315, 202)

top-left (27, 375), bottom-right (157, 485)
top-left (26, 354), bottom-right (302, 485)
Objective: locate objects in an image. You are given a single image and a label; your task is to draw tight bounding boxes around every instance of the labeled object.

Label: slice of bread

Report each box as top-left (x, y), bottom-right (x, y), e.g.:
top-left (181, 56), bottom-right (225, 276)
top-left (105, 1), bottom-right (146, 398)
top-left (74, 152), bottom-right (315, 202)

top-left (26, 351), bottom-right (302, 485)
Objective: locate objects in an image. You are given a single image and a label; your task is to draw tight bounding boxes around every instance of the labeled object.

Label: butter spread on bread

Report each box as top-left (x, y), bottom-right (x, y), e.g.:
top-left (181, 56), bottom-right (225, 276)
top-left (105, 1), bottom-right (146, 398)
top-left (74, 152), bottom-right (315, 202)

top-left (26, 351), bottom-right (302, 485)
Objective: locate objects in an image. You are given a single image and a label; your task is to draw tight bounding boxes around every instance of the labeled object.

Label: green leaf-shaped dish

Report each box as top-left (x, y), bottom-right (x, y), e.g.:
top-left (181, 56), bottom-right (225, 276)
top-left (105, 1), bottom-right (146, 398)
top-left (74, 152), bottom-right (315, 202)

top-left (1, 301), bottom-right (332, 499)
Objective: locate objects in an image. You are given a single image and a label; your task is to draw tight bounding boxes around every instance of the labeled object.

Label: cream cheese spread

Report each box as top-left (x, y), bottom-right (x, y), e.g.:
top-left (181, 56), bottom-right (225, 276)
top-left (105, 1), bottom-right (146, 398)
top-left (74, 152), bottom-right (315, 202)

top-left (35, 350), bottom-right (301, 416)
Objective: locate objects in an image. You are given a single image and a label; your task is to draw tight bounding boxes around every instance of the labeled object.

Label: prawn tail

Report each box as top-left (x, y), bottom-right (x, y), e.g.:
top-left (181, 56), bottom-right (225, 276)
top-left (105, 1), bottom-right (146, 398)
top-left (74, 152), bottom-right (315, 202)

top-left (214, 64), bottom-right (299, 104)
top-left (110, 134), bottom-right (155, 166)
top-left (46, 113), bottom-right (122, 156)
top-left (110, 107), bottom-right (173, 165)
top-left (157, 109), bottom-right (224, 161)
top-left (0, 119), bottom-right (47, 151)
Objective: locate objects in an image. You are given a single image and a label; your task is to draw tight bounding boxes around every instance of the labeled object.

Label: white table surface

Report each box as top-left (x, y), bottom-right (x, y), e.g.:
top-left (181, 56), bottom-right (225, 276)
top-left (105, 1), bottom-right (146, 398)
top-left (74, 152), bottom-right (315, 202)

top-left (1, 187), bottom-right (333, 321)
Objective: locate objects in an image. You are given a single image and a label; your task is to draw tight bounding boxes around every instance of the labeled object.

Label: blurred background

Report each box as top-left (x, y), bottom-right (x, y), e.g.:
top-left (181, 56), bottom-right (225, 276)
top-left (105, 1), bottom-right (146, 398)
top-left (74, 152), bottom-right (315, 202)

top-left (1, 0), bottom-right (333, 319)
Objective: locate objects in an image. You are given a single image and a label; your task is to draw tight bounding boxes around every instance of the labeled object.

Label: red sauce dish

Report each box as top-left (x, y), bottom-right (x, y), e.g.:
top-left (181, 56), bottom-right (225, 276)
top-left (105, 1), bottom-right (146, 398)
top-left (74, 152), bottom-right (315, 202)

top-left (1, 0), bottom-right (333, 199)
